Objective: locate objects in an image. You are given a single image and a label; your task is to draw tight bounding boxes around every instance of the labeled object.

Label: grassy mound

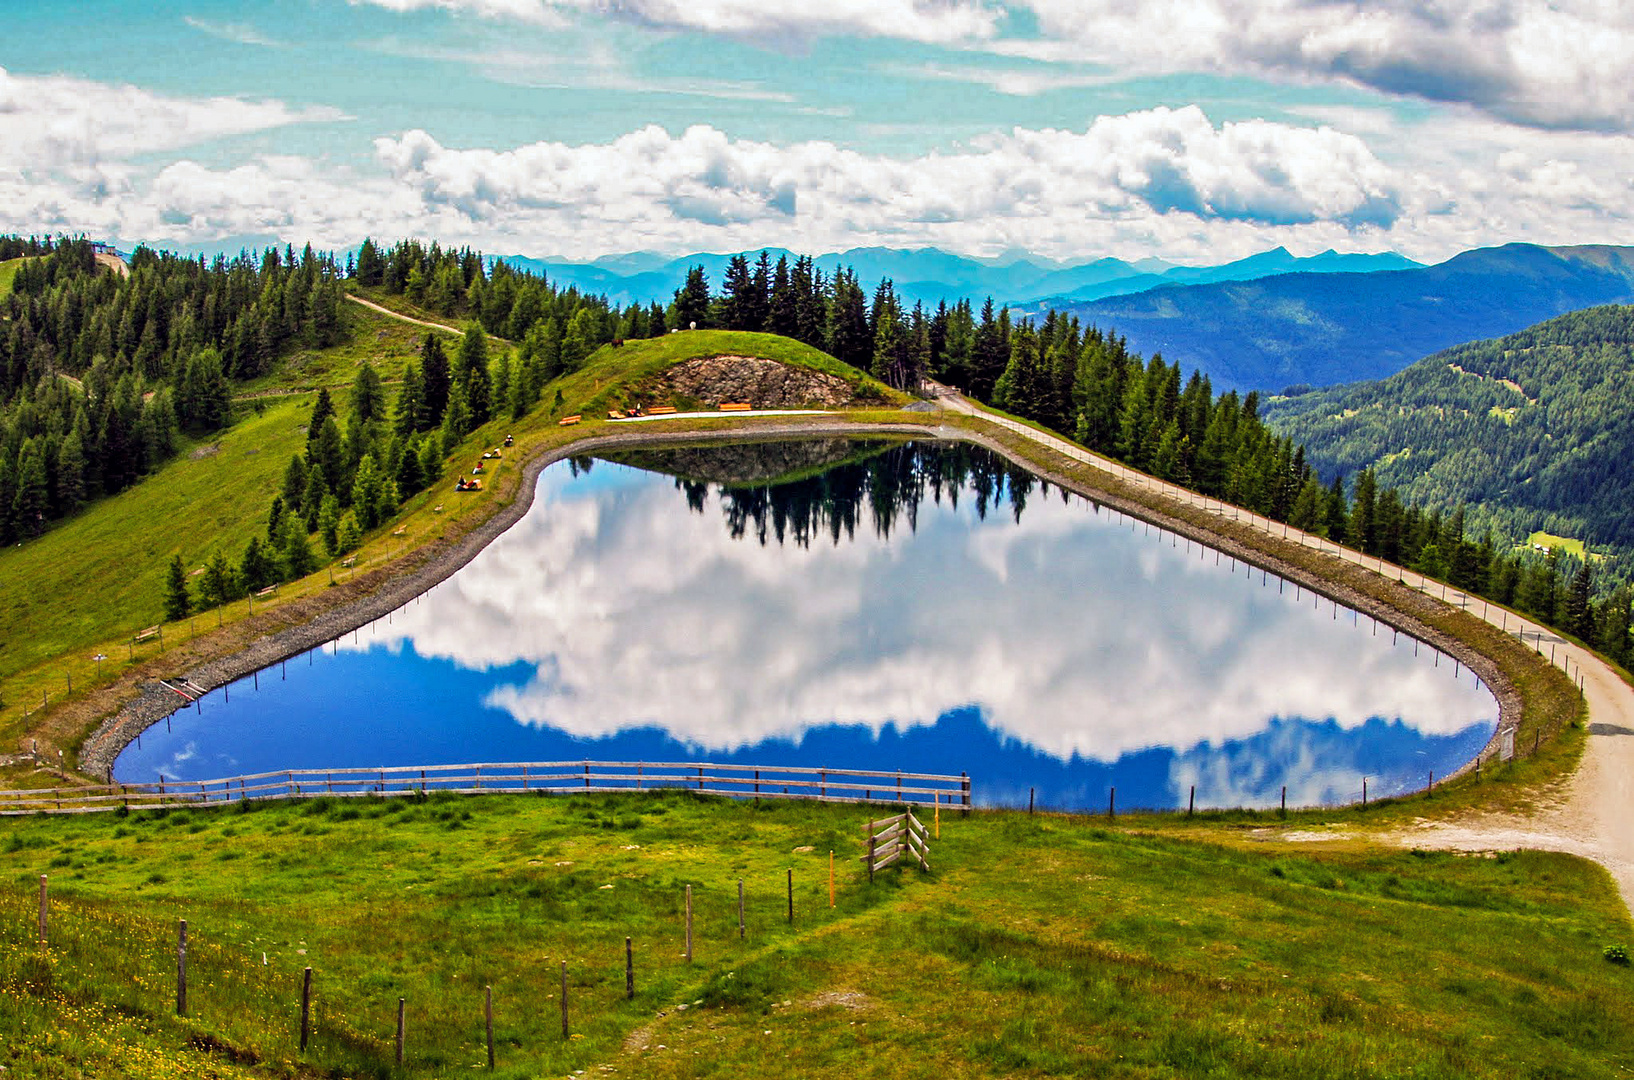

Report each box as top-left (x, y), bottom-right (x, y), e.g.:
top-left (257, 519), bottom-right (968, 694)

top-left (1, 793), bottom-right (1630, 1078)
top-left (560, 330), bottom-right (905, 417)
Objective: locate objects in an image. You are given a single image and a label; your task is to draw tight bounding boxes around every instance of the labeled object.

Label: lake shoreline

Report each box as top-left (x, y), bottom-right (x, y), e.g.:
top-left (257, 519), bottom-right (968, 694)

top-left (82, 411), bottom-right (1515, 798)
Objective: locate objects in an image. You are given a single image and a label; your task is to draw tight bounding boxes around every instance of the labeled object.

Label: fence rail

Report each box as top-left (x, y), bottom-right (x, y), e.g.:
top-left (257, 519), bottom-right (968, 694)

top-left (0, 760), bottom-right (973, 816)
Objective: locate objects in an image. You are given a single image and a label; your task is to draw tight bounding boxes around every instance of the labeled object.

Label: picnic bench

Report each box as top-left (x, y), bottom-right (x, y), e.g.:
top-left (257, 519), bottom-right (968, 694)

top-left (558, 415), bottom-right (582, 426)
top-left (718, 402), bottom-right (752, 411)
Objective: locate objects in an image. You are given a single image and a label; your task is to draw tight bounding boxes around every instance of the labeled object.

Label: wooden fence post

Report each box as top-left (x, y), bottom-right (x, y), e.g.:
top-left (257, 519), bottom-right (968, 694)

top-left (829, 851), bottom-right (835, 908)
top-left (486, 985), bottom-right (496, 1068)
top-left (1108, 787), bottom-right (1116, 820)
top-left (299, 967), bottom-right (312, 1052)
top-left (787, 868), bottom-right (794, 924)
top-left (1028, 788), bottom-right (1035, 815)
top-left (1188, 785), bottom-right (1195, 817)
top-left (868, 833), bottom-right (876, 884)
top-left (176, 920), bottom-right (188, 1016)
top-left (396, 997), bottom-right (406, 1066)
top-left (685, 885), bottom-right (693, 963)
top-left (961, 772), bottom-right (970, 817)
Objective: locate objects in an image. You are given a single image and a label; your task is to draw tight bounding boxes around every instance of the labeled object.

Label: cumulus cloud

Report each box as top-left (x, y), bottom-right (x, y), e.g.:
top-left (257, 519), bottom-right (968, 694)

top-left (350, 0), bottom-right (1002, 44)
top-left (371, 106), bottom-right (1404, 239)
top-left (5, 65), bottom-right (1634, 265)
top-left (1015, 0), bottom-right (1634, 132)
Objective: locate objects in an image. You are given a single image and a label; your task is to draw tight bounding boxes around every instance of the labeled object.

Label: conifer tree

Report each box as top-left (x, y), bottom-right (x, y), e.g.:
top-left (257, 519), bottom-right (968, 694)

top-left (456, 325), bottom-right (491, 425)
top-left (420, 334), bottom-right (451, 425)
top-left (162, 554), bottom-right (191, 622)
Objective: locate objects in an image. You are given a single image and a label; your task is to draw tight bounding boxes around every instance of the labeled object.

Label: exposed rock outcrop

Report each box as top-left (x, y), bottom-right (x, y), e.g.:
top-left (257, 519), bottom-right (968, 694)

top-left (660, 355), bottom-right (861, 409)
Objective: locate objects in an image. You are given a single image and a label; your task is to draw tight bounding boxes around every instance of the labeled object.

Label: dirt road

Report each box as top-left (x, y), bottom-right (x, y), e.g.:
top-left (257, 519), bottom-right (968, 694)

top-left (934, 385), bottom-right (1634, 912)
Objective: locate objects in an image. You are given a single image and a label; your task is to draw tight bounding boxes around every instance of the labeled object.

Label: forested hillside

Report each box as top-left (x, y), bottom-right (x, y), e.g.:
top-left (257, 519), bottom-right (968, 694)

top-left (1263, 304), bottom-right (1634, 569)
top-left (0, 238), bottom-right (346, 544)
top-left (1050, 244), bottom-right (1634, 392)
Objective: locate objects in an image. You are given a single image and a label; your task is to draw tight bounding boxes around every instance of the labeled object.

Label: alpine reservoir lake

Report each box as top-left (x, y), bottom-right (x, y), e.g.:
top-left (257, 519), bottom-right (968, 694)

top-left (115, 438), bottom-right (1497, 811)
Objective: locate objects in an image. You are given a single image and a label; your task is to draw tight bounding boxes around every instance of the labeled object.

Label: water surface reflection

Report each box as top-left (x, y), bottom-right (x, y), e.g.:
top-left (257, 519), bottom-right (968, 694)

top-left (115, 440), bottom-right (1496, 809)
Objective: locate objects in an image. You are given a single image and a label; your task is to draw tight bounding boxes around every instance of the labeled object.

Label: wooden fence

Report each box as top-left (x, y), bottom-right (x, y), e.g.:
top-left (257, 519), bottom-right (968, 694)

top-left (0, 760), bottom-right (973, 816)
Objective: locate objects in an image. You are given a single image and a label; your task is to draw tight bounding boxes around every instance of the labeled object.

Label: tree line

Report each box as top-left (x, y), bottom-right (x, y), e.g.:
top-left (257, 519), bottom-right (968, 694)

top-left (0, 237), bottom-right (345, 543)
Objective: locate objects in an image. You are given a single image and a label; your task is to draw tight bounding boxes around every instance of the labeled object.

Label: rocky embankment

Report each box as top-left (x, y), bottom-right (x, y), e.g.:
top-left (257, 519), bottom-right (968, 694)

top-left (660, 355), bottom-right (862, 408)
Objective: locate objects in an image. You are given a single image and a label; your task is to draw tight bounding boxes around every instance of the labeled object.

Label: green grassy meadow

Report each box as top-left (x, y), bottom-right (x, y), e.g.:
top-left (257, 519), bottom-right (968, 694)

top-left (4, 793), bottom-right (1633, 1079)
top-left (0, 258), bottom-right (22, 298)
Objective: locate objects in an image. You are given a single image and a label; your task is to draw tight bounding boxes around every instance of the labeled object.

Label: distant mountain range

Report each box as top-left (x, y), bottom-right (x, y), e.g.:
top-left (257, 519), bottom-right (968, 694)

top-left (1262, 303), bottom-right (1634, 561)
top-left (500, 246), bottom-right (1420, 311)
top-left (1045, 244), bottom-right (1634, 393)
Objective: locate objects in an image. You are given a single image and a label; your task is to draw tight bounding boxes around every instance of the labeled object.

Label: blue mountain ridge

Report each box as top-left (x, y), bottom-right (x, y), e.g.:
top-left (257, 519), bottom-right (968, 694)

top-left (1046, 243), bottom-right (1634, 393)
top-left (498, 245), bottom-right (1420, 310)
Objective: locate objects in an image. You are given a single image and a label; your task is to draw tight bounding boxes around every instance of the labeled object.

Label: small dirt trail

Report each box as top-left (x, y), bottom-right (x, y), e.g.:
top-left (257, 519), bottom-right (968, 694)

top-left (346, 294), bottom-right (511, 343)
top-left (347, 293), bottom-right (464, 335)
top-left (933, 385), bottom-right (1634, 914)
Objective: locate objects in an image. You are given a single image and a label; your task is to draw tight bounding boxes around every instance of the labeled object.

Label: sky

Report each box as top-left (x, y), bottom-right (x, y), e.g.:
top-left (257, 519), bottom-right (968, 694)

top-left (3, 0), bottom-right (1633, 265)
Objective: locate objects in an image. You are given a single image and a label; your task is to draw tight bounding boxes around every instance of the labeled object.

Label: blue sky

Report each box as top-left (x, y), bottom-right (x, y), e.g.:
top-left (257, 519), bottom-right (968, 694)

top-left (3, 0), bottom-right (1632, 263)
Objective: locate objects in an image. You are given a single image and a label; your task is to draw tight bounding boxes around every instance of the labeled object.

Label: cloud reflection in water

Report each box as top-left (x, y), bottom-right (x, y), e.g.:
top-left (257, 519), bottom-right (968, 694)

top-left (114, 441), bottom-right (1495, 809)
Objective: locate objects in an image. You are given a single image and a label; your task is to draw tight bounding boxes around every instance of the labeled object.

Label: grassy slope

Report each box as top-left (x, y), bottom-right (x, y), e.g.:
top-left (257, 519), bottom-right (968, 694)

top-left (0, 258), bottom-right (22, 298)
top-left (2, 793), bottom-right (1631, 1079)
top-left (0, 306), bottom-right (425, 685)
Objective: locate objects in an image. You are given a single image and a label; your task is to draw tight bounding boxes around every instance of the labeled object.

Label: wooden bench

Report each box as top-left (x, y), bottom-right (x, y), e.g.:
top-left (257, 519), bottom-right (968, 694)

top-left (391, 527), bottom-right (406, 537)
top-left (341, 557), bottom-right (356, 568)
top-left (432, 504), bottom-right (444, 513)
top-left (558, 415), bottom-right (582, 426)
top-left (718, 402), bottom-right (752, 411)
top-left (255, 585), bottom-right (276, 598)
top-left (133, 626), bottom-right (159, 644)
top-left (647, 405), bottom-right (678, 415)
top-left (607, 410), bottom-right (626, 420)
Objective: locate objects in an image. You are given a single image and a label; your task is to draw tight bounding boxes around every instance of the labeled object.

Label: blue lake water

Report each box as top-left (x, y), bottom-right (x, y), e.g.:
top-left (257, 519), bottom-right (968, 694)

top-left (115, 439), bottom-right (1497, 811)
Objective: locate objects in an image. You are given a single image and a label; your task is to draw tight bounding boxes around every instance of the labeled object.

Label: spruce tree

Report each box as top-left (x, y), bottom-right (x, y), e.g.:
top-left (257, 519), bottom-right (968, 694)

top-left (420, 334), bottom-right (451, 425)
top-left (318, 494), bottom-right (342, 556)
top-left (457, 325), bottom-right (491, 424)
top-left (674, 265), bottom-right (711, 330)
top-left (351, 361), bottom-right (386, 424)
top-left (162, 554), bottom-right (191, 621)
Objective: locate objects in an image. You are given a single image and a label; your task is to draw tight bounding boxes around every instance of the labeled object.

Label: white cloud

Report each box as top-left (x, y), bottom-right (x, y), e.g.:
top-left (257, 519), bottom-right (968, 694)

top-left (5, 65), bottom-right (1634, 265)
top-left (0, 66), bottom-right (344, 172)
top-left (1015, 0), bottom-right (1634, 132)
top-left (366, 107), bottom-right (1406, 248)
top-left (350, 0), bottom-right (1002, 44)
top-left (890, 61), bottom-right (1117, 96)
top-left (347, 0), bottom-right (1634, 131)
top-left (183, 15), bottom-right (282, 47)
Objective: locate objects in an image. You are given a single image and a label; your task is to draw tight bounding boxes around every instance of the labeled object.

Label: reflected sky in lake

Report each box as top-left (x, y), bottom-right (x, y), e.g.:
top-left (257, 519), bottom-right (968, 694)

top-left (115, 440), bottom-right (1496, 810)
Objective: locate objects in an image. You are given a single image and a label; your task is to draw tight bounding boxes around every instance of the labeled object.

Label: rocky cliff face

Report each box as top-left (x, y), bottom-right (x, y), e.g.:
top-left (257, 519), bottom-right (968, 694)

top-left (659, 355), bottom-right (861, 408)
